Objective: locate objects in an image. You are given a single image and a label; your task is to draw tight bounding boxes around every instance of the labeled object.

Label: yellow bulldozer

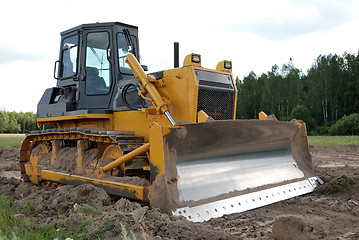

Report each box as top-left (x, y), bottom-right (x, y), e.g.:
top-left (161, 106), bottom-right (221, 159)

top-left (20, 22), bottom-right (319, 222)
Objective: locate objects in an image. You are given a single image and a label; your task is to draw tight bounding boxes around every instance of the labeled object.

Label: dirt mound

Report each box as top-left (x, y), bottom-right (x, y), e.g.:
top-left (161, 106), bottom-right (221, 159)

top-left (2, 178), bottom-right (234, 239)
top-left (1, 145), bottom-right (359, 239)
top-left (311, 145), bottom-right (359, 182)
top-left (0, 147), bottom-right (20, 160)
top-left (315, 175), bottom-right (357, 194)
top-left (104, 198), bottom-right (234, 239)
top-left (0, 176), bottom-right (22, 195)
top-left (0, 147), bottom-right (19, 171)
top-left (52, 147), bottom-right (77, 171)
top-left (271, 216), bottom-right (311, 240)
top-left (14, 183), bottom-right (111, 219)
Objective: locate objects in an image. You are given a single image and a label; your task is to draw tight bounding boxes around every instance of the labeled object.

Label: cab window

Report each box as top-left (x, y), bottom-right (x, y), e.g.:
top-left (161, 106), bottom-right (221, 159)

top-left (61, 35), bottom-right (78, 78)
top-left (117, 32), bottom-right (138, 75)
top-left (85, 32), bottom-right (111, 95)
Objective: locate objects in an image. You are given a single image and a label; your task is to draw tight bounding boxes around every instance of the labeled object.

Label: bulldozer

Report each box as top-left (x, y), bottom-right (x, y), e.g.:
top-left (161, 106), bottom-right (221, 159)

top-left (20, 22), bottom-right (319, 222)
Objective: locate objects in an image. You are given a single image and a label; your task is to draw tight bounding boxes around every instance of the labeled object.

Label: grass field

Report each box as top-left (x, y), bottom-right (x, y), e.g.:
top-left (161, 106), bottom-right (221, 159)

top-left (0, 134), bottom-right (26, 148)
top-left (0, 134), bottom-right (358, 148)
top-left (0, 195), bottom-right (76, 240)
top-left (308, 136), bottom-right (359, 146)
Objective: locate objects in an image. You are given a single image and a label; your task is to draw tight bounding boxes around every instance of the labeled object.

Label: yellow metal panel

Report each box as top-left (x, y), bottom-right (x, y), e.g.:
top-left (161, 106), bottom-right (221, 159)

top-left (259, 111), bottom-right (268, 120)
top-left (37, 114), bottom-right (113, 122)
top-left (76, 140), bottom-right (86, 174)
top-left (113, 66), bottom-right (201, 139)
top-left (148, 123), bottom-right (184, 210)
top-left (112, 66), bottom-right (199, 140)
top-left (148, 122), bottom-right (166, 206)
top-left (149, 122), bottom-right (166, 178)
top-left (51, 140), bottom-right (61, 166)
top-left (233, 75), bottom-right (238, 120)
top-left (160, 67), bottom-right (198, 123)
top-left (37, 114), bottom-right (114, 129)
top-left (25, 163), bottom-right (41, 184)
top-left (40, 170), bottom-right (149, 202)
top-left (113, 111), bottom-right (167, 141)
top-left (197, 110), bottom-right (210, 123)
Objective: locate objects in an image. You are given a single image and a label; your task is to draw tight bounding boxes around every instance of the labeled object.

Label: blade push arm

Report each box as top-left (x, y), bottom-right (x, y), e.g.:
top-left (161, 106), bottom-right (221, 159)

top-left (125, 54), bottom-right (175, 125)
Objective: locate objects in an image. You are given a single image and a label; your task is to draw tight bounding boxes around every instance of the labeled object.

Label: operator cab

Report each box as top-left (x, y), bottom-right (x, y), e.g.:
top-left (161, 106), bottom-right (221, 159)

top-left (37, 22), bottom-right (140, 118)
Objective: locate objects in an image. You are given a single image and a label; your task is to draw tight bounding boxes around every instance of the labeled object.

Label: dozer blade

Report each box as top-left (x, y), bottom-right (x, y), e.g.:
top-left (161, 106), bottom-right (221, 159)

top-left (149, 119), bottom-right (319, 222)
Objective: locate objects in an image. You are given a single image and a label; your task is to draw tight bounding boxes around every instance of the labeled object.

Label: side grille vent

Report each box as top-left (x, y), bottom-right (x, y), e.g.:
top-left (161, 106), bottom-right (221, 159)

top-left (197, 88), bottom-right (235, 120)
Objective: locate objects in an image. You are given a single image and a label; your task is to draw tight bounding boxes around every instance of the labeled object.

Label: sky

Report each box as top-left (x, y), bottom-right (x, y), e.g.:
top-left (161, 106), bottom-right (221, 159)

top-left (1, 0), bottom-right (359, 113)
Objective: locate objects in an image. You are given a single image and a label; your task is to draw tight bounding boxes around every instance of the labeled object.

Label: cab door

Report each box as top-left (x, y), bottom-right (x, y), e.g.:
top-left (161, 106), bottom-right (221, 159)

top-left (77, 30), bottom-right (114, 110)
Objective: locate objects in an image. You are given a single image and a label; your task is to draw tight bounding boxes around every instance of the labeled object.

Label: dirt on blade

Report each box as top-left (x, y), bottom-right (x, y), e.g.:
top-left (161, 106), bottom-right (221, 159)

top-left (0, 145), bottom-right (358, 239)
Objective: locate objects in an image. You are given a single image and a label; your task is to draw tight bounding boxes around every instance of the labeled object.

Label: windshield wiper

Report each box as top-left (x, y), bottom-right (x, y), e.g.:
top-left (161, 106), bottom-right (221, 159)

top-left (123, 29), bottom-right (136, 57)
top-left (90, 47), bottom-right (103, 65)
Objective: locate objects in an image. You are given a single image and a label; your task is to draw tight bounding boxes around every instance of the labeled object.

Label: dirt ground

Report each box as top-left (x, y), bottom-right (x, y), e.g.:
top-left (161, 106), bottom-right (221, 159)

top-left (0, 145), bottom-right (358, 240)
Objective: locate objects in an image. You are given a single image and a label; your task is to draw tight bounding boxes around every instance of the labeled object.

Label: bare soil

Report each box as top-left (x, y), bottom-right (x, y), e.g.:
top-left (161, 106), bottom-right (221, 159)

top-left (0, 145), bottom-right (358, 240)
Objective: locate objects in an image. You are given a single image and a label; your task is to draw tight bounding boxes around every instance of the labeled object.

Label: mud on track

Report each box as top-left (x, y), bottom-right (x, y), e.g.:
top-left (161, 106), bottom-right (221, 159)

top-left (0, 145), bottom-right (358, 239)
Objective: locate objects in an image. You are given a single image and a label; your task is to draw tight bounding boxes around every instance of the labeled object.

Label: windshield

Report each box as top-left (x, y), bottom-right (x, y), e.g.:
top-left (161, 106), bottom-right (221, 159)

top-left (117, 32), bottom-right (138, 75)
top-left (61, 35), bottom-right (78, 78)
top-left (85, 31), bottom-right (111, 95)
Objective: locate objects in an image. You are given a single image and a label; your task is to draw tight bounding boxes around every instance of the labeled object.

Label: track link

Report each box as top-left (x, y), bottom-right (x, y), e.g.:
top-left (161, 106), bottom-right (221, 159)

top-left (20, 128), bottom-right (149, 182)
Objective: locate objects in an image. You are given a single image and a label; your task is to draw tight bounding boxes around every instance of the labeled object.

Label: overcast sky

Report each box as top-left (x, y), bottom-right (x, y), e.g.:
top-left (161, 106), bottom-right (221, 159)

top-left (1, 0), bottom-right (359, 113)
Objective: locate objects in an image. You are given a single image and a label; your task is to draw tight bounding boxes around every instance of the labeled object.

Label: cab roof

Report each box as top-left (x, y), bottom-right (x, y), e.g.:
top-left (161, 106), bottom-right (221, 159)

top-left (60, 22), bottom-right (138, 36)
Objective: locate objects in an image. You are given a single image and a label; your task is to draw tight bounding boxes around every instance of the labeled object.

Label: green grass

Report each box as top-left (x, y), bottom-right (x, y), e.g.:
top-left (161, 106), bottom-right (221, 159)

top-left (316, 175), bottom-right (356, 194)
top-left (0, 195), bottom-right (119, 240)
top-left (0, 194), bottom-right (124, 240)
top-left (308, 136), bottom-right (359, 146)
top-left (0, 134), bottom-right (26, 148)
top-left (0, 194), bottom-right (76, 240)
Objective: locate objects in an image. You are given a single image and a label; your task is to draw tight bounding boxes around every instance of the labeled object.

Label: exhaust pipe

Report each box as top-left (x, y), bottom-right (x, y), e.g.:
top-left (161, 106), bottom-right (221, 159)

top-left (174, 42), bottom-right (179, 68)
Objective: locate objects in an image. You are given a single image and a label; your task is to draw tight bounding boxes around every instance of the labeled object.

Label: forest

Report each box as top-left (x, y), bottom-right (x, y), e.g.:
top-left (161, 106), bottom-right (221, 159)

top-left (1, 52), bottom-right (358, 135)
top-left (0, 110), bottom-right (38, 133)
top-left (236, 52), bottom-right (359, 135)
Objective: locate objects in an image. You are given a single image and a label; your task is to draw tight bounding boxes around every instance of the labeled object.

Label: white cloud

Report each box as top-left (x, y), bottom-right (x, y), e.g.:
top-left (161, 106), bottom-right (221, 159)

top-left (226, 0), bottom-right (358, 41)
top-left (0, 45), bottom-right (44, 64)
top-left (1, 0), bottom-right (359, 112)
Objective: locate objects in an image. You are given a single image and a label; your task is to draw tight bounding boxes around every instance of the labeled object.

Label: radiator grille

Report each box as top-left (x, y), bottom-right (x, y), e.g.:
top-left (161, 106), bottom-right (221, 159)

top-left (197, 88), bottom-right (235, 120)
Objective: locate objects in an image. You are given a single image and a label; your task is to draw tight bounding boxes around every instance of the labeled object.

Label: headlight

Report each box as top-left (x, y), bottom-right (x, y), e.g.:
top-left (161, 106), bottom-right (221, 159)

top-left (216, 60), bottom-right (232, 72)
top-left (184, 53), bottom-right (201, 67)
top-left (191, 54), bottom-right (201, 63)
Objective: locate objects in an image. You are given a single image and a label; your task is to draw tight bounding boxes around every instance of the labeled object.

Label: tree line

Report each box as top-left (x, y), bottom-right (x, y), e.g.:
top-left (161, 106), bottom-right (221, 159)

top-left (236, 52), bottom-right (359, 134)
top-left (0, 110), bottom-right (39, 133)
top-left (1, 52), bottom-right (358, 135)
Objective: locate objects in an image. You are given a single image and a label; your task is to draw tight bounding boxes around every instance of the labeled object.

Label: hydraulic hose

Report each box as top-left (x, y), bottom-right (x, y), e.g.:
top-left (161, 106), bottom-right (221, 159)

top-left (121, 83), bottom-right (145, 110)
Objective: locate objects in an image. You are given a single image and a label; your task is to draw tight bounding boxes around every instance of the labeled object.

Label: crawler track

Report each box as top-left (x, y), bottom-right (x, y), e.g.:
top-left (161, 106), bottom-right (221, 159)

top-left (19, 128), bottom-right (150, 201)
